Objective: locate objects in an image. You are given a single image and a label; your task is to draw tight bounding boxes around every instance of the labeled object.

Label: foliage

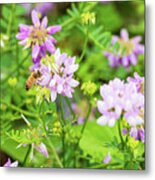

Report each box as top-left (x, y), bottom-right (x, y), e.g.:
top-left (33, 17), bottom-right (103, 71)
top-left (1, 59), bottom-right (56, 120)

top-left (0, 1), bottom-right (145, 169)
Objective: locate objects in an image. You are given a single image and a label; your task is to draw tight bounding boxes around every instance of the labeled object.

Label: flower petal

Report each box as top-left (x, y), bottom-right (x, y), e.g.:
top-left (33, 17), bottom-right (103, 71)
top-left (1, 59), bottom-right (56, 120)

top-left (45, 39), bottom-right (55, 54)
top-left (121, 56), bottom-right (129, 67)
top-left (41, 16), bottom-right (48, 28)
top-left (108, 118), bottom-right (116, 127)
top-left (32, 44), bottom-right (40, 59)
top-left (47, 25), bottom-right (62, 34)
top-left (69, 79), bottom-right (79, 87)
top-left (16, 32), bottom-right (28, 40)
top-left (130, 53), bottom-right (137, 65)
top-left (97, 116), bottom-right (108, 126)
top-left (19, 24), bottom-right (30, 32)
top-left (120, 29), bottom-right (129, 41)
top-left (50, 90), bottom-right (57, 102)
top-left (31, 10), bottom-right (40, 26)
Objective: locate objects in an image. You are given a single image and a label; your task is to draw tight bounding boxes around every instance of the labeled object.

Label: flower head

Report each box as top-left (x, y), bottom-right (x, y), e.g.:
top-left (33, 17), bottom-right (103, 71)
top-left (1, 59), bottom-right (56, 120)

top-left (4, 158), bottom-right (18, 167)
top-left (130, 127), bottom-right (145, 143)
top-left (97, 74), bottom-right (144, 127)
top-left (127, 72), bottom-right (144, 93)
top-left (104, 28), bottom-right (144, 68)
top-left (81, 81), bottom-right (97, 96)
top-left (81, 12), bottom-right (96, 25)
top-left (16, 10), bottom-right (61, 63)
top-left (33, 142), bottom-right (49, 158)
top-left (103, 152), bottom-right (112, 164)
top-left (33, 48), bottom-right (79, 102)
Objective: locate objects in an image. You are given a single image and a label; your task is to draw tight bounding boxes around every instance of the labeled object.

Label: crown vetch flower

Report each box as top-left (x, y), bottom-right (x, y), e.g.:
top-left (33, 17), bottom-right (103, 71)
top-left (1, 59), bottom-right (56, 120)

top-left (34, 48), bottom-right (79, 102)
top-left (104, 28), bottom-right (144, 68)
top-left (103, 152), bottom-right (112, 164)
top-left (16, 10), bottom-right (61, 63)
top-left (97, 73), bottom-right (144, 127)
top-left (130, 127), bottom-right (145, 143)
top-left (33, 142), bottom-right (49, 158)
top-left (4, 158), bottom-right (18, 167)
top-left (127, 72), bottom-right (144, 93)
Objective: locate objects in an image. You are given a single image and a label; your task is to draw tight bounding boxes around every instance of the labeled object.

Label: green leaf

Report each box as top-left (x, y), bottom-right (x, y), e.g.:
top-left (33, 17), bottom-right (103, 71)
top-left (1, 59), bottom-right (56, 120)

top-left (74, 121), bottom-right (124, 164)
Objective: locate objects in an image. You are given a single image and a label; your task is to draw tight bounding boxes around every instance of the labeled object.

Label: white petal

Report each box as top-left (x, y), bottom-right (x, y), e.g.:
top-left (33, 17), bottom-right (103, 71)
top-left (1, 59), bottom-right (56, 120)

top-left (108, 118), bottom-right (116, 127)
top-left (97, 116), bottom-right (108, 126)
top-left (50, 91), bottom-right (57, 102)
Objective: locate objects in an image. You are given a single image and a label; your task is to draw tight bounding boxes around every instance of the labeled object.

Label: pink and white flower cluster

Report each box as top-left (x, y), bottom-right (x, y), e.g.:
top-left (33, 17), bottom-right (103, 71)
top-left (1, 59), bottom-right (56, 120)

top-left (35, 48), bottom-right (79, 102)
top-left (97, 73), bottom-right (144, 128)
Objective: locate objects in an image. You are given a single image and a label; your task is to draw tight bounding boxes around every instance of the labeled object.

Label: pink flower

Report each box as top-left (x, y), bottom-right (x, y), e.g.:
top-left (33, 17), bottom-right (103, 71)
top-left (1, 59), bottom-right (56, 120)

top-left (103, 152), bottom-right (112, 164)
top-left (33, 143), bottom-right (49, 158)
top-left (104, 28), bottom-right (144, 68)
top-left (4, 158), bottom-right (18, 167)
top-left (16, 10), bottom-right (61, 63)
top-left (34, 48), bottom-right (79, 102)
top-left (97, 74), bottom-right (144, 127)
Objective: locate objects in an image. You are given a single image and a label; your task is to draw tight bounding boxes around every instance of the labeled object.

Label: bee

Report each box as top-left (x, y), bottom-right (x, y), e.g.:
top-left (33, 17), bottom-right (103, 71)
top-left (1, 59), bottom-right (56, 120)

top-left (26, 70), bottom-right (42, 90)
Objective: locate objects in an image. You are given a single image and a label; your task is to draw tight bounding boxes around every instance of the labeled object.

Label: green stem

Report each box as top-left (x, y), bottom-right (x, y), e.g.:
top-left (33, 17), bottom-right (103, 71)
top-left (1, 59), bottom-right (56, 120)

top-left (58, 95), bottom-right (66, 167)
top-left (38, 102), bottom-right (63, 168)
top-left (118, 119), bottom-right (124, 149)
top-left (22, 144), bottom-right (31, 166)
top-left (81, 103), bottom-right (92, 134)
top-left (46, 138), bottom-right (63, 168)
top-left (64, 97), bottom-right (75, 119)
top-left (59, 96), bottom-right (66, 125)
top-left (78, 28), bottom-right (89, 64)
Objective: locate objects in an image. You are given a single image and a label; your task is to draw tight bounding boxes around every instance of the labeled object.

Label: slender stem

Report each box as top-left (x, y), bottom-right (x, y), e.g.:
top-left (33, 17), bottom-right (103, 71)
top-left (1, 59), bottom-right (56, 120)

top-left (58, 95), bottom-right (66, 167)
top-left (81, 103), bottom-right (92, 134)
top-left (38, 101), bottom-right (63, 168)
top-left (46, 138), bottom-right (63, 168)
top-left (118, 119), bottom-right (124, 149)
top-left (64, 97), bottom-right (75, 119)
top-left (59, 96), bottom-right (66, 125)
top-left (78, 28), bottom-right (89, 64)
top-left (22, 145), bottom-right (31, 166)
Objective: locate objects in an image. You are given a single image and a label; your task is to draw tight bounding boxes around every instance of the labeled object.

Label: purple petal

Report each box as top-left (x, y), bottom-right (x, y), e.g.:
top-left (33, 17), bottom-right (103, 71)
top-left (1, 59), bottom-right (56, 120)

top-left (31, 10), bottom-right (40, 26)
top-left (4, 158), bottom-right (18, 167)
top-left (132, 36), bottom-right (142, 44)
top-left (41, 16), bottom-right (48, 28)
top-left (32, 44), bottom-right (40, 59)
top-left (47, 25), bottom-right (62, 34)
top-left (103, 152), bottom-right (112, 164)
top-left (136, 44), bottom-right (144, 54)
top-left (16, 32), bottom-right (28, 40)
top-left (130, 127), bottom-right (138, 139)
top-left (130, 53), bottom-right (137, 65)
top-left (120, 28), bottom-right (129, 41)
top-left (45, 39), bottom-right (55, 54)
top-left (19, 24), bottom-right (30, 32)
top-left (121, 56), bottom-right (129, 67)
top-left (34, 143), bottom-right (49, 158)
top-left (122, 128), bottom-right (128, 135)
